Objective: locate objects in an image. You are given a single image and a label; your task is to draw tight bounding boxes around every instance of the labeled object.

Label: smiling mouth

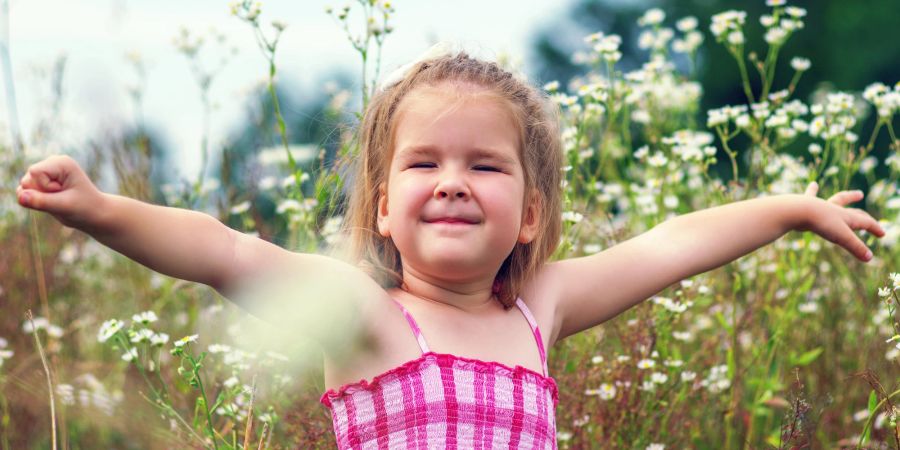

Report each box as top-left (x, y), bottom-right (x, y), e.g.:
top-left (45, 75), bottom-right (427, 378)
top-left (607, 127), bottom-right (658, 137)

top-left (424, 217), bottom-right (480, 225)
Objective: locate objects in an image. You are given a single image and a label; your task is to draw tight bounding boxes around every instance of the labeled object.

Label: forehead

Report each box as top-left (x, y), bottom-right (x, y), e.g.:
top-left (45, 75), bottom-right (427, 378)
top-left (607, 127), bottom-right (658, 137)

top-left (391, 83), bottom-right (522, 160)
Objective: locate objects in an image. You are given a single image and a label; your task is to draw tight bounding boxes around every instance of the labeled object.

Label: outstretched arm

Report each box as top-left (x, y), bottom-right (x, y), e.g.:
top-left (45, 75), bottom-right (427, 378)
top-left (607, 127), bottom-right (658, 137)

top-left (17, 155), bottom-right (389, 350)
top-left (14, 156), bottom-right (341, 297)
top-left (544, 187), bottom-right (885, 342)
top-left (15, 155), bottom-right (381, 296)
top-left (17, 155), bottom-right (253, 291)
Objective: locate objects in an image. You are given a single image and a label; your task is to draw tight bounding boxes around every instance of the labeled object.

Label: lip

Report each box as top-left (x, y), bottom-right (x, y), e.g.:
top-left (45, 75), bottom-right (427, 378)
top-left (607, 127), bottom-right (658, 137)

top-left (424, 217), bottom-right (480, 225)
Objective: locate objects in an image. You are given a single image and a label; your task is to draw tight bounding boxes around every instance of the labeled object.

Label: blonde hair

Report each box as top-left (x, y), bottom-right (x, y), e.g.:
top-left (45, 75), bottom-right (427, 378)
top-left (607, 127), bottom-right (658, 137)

top-left (342, 51), bottom-right (563, 308)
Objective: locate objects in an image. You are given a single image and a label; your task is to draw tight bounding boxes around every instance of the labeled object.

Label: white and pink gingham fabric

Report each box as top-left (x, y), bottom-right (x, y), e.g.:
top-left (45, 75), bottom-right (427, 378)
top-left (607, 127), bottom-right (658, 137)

top-left (320, 298), bottom-right (558, 449)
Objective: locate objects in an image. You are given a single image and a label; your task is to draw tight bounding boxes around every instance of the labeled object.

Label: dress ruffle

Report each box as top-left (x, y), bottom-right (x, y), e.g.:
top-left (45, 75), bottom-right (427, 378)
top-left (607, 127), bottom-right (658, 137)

top-left (320, 351), bottom-right (558, 408)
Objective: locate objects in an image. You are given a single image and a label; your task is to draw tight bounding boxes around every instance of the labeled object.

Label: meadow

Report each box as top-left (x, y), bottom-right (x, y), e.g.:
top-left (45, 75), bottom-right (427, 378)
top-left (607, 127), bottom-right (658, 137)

top-left (1, 1), bottom-right (899, 448)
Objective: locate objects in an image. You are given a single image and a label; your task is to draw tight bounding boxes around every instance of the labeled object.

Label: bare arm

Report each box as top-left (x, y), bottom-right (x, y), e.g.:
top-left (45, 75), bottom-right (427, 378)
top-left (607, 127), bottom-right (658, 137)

top-left (17, 155), bottom-right (249, 291)
top-left (545, 192), bottom-right (884, 342)
top-left (17, 155), bottom-right (389, 349)
top-left (83, 193), bottom-right (240, 290)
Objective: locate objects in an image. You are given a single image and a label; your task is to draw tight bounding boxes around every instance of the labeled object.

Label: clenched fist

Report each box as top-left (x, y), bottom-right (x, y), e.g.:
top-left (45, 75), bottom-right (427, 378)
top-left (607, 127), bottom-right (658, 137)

top-left (16, 155), bottom-right (105, 230)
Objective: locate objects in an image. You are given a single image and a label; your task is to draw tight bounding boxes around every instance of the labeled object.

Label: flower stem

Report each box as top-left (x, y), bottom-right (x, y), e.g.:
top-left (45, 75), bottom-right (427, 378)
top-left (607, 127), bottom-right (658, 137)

top-left (191, 355), bottom-right (219, 450)
top-left (761, 45), bottom-right (781, 100)
top-left (0, 382), bottom-right (10, 450)
top-left (716, 127), bottom-right (740, 183)
top-left (857, 387), bottom-right (900, 449)
top-left (267, 61), bottom-right (292, 168)
top-left (27, 311), bottom-right (56, 450)
top-left (733, 48), bottom-right (755, 104)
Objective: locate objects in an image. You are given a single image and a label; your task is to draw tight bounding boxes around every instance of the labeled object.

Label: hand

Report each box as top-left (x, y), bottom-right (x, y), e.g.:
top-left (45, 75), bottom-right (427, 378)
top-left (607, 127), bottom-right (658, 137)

top-left (16, 155), bottom-right (105, 229)
top-left (799, 181), bottom-right (885, 262)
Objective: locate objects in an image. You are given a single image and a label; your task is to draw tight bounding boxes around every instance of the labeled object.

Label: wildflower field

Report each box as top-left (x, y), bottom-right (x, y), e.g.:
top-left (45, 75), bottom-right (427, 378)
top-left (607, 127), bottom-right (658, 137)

top-left (1, 1), bottom-right (899, 448)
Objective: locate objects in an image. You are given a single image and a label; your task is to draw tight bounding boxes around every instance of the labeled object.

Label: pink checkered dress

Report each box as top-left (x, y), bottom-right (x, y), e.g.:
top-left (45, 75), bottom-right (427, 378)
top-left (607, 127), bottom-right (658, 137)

top-left (320, 298), bottom-right (558, 449)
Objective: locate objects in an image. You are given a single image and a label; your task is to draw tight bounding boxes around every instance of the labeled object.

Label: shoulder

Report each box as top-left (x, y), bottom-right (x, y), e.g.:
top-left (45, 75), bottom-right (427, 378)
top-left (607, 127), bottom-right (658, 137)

top-left (256, 252), bottom-right (390, 301)
top-left (230, 250), bottom-right (397, 347)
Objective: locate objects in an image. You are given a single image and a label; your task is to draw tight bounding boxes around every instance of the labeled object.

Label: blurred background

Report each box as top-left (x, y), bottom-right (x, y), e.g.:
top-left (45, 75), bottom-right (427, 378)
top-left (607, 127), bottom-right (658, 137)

top-left (6, 0), bottom-right (562, 187)
top-left (6, 0), bottom-right (899, 203)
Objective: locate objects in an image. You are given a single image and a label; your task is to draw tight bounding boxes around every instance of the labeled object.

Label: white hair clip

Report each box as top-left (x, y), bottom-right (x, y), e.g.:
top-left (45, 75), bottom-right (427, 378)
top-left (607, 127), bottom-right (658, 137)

top-left (377, 41), bottom-right (460, 92)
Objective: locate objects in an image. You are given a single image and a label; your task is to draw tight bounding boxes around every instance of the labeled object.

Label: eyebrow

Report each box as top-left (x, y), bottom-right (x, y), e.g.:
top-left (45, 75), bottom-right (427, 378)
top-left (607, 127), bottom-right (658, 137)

top-left (396, 145), bottom-right (518, 166)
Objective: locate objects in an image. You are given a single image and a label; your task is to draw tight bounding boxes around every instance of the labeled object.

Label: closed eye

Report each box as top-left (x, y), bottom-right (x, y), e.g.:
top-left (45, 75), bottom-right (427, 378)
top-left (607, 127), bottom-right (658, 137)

top-left (473, 165), bottom-right (501, 172)
top-left (409, 162), bottom-right (436, 169)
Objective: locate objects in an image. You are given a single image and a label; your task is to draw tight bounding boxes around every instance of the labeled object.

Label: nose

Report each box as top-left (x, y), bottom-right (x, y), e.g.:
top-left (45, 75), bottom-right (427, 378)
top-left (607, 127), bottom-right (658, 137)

top-left (433, 173), bottom-right (470, 200)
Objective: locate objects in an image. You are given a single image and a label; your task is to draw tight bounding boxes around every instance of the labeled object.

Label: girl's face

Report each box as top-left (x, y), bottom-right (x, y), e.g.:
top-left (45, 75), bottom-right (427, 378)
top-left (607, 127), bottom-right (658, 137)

top-left (377, 84), bottom-right (539, 284)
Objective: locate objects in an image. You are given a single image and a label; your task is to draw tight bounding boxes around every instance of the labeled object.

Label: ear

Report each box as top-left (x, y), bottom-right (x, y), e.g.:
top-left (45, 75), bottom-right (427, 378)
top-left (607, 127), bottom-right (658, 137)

top-left (517, 189), bottom-right (541, 244)
top-left (376, 182), bottom-right (391, 238)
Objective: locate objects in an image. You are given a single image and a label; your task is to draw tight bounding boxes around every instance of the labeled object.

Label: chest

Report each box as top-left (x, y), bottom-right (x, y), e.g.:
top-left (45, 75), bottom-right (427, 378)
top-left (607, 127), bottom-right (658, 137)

top-left (323, 298), bottom-right (547, 391)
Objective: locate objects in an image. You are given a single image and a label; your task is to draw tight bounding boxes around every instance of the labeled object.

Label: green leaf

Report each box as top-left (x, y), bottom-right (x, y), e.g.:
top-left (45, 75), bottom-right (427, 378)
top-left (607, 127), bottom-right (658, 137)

top-left (862, 389), bottom-right (877, 444)
top-left (790, 347), bottom-right (823, 366)
top-left (211, 391), bottom-right (226, 413)
top-left (868, 389), bottom-right (877, 412)
top-left (726, 347), bottom-right (735, 380)
top-left (714, 312), bottom-right (732, 333)
top-left (732, 272), bottom-right (742, 293)
top-left (766, 334), bottom-right (781, 379)
top-left (765, 429), bottom-right (782, 447)
top-left (193, 397), bottom-right (204, 429)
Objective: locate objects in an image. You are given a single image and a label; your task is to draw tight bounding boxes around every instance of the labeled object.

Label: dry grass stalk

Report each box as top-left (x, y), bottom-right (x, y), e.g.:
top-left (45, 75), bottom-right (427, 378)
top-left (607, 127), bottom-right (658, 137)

top-left (241, 374), bottom-right (257, 450)
top-left (256, 422), bottom-right (269, 450)
top-left (26, 310), bottom-right (57, 450)
top-left (27, 212), bottom-right (52, 322)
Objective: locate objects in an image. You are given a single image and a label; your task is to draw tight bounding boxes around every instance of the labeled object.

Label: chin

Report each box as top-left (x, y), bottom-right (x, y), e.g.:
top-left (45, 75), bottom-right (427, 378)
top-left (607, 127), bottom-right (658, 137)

top-left (421, 256), bottom-right (489, 280)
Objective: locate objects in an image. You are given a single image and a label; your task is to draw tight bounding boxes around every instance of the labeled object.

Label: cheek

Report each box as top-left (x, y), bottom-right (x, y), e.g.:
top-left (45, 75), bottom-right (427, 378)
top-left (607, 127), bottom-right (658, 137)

top-left (481, 182), bottom-right (526, 227)
top-left (388, 175), bottom-right (431, 216)
top-left (489, 179), bottom-right (526, 213)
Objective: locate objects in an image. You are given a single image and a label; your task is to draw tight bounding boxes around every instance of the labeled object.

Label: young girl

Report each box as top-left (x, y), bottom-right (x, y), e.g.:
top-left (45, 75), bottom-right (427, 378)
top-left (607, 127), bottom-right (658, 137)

top-left (16, 52), bottom-right (885, 448)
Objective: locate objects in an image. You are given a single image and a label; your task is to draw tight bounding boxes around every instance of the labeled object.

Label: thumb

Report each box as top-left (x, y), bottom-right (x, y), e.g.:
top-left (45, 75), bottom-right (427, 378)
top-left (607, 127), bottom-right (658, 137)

top-left (17, 188), bottom-right (65, 214)
top-left (804, 181), bottom-right (819, 196)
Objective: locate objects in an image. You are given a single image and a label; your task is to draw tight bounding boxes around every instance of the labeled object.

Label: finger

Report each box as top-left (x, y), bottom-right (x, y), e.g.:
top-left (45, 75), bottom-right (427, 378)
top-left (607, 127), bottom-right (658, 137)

top-left (851, 209), bottom-right (886, 237)
top-left (804, 182), bottom-right (819, 196)
top-left (837, 230), bottom-right (873, 262)
top-left (832, 212), bottom-right (878, 261)
top-left (827, 190), bottom-right (864, 206)
top-left (17, 188), bottom-right (61, 213)
top-left (19, 172), bottom-right (35, 190)
top-left (28, 167), bottom-right (64, 192)
top-left (17, 188), bottom-right (36, 209)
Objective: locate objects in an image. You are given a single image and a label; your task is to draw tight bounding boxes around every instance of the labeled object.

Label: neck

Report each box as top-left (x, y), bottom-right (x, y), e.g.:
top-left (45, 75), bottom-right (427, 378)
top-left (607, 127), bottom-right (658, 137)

top-left (397, 264), bottom-right (498, 313)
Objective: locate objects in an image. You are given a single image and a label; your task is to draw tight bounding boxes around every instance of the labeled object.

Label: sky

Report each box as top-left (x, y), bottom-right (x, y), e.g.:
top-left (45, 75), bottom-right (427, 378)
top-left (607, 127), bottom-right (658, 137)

top-left (3, 0), bottom-right (573, 180)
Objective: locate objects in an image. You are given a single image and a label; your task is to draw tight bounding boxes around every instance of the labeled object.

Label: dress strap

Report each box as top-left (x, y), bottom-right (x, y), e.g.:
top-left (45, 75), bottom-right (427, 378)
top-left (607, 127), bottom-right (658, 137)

top-left (389, 298), bottom-right (431, 354)
top-left (514, 298), bottom-right (549, 377)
